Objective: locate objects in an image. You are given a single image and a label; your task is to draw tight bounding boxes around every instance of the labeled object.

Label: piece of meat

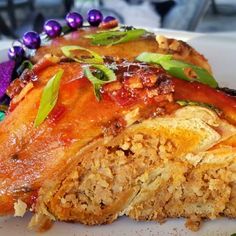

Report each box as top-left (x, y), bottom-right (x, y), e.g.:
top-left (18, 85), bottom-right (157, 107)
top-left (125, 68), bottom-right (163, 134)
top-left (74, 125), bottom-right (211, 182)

top-left (0, 57), bottom-right (235, 217)
top-left (0, 29), bottom-right (236, 232)
top-left (0, 60), bottom-right (175, 215)
top-left (30, 107), bottom-right (236, 232)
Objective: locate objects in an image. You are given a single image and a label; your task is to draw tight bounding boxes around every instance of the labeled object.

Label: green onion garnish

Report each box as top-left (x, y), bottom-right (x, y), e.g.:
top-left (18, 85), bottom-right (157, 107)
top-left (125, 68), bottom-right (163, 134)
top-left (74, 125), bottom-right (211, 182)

top-left (17, 60), bottom-right (34, 75)
top-left (136, 52), bottom-right (218, 88)
top-left (61, 45), bottom-right (117, 100)
top-left (85, 28), bottom-right (146, 46)
top-left (34, 69), bottom-right (64, 127)
top-left (84, 64), bottom-right (116, 100)
top-left (61, 45), bottom-right (104, 64)
top-left (136, 52), bottom-right (172, 63)
top-left (176, 100), bottom-right (221, 115)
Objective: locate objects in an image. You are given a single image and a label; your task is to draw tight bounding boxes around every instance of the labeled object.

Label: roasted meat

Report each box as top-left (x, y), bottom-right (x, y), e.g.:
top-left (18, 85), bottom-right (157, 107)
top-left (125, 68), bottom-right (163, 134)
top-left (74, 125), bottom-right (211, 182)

top-left (0, 28), bottom-right (236, 232)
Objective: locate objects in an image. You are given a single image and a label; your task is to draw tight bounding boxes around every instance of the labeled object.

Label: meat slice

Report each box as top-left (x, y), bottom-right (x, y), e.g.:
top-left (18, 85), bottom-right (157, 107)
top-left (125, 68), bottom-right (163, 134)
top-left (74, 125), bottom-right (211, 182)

top-left (1, 55), bottom-right (236, 217)
top-left (30, 107), bottom-right (236, 232)
top-left (0, 29), bottom-right (236, 232)
top-left (0, 60), bottom-right (174, 215)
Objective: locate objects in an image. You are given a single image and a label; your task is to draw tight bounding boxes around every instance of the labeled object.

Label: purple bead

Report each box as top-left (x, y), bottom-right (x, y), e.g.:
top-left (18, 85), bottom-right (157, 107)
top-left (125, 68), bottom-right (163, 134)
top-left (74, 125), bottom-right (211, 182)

top-left (66, 12), bottom-right (83, 29)
top-left (87, 9), bottom-right (103, 26)
top-left (44, 20), bottom-right (62, 38)
top-left (8, 46), bottom-right (25, 60)
top-left (23, 31), bottom-right (41, 49)
top-left (103, 16), bottom-right (116, 23)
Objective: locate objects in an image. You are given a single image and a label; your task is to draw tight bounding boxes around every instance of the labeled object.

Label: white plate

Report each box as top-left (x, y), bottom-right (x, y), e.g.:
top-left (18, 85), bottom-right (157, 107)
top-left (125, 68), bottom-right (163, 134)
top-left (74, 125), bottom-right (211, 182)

top-left (0, 30), bottom-right (236, 236)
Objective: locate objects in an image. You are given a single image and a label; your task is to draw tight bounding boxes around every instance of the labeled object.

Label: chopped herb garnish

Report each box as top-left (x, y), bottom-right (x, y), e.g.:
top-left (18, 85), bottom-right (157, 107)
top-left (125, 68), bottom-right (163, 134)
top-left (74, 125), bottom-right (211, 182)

top-left (61, 45), bottom-right (104, 64)
top-left (136, 52), bottom-right (172, 63)
top-left (85, 28), bottom-right (146, 46)
top-left (34, 69), bottom-right (64, 127)
top-left (84, 64), bottom-right (116, 100)
top-left (61, 45), bottom-right (117, 100)
top-left (176, 100), bottom-right (221, 115)
top-left (0, 111), bottom-right (5, 122)
top-left (17, 60), bottom-right (33, 75)
top-left (136, 52), bottom-right (218, 88)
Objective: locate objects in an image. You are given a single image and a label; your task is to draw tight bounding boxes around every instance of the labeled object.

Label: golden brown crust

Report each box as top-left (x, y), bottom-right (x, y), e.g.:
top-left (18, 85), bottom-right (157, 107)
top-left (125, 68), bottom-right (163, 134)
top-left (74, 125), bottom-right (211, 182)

top-left (34, 29), bottom-right (212, 73)
top-left (30, 107), bottom-right (236, 231)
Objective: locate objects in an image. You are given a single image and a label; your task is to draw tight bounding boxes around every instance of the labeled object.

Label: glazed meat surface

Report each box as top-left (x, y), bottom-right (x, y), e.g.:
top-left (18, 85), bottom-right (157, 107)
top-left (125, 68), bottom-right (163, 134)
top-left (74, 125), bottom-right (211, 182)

top-left (0, 29), bottom-right (236, 232)
top-left (0, 60), bottom-right (176, 215)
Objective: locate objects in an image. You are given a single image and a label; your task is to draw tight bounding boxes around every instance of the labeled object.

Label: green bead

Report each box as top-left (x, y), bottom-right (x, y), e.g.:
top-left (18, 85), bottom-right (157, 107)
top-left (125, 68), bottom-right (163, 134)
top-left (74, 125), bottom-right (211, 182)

top-left (0, 111), bottom-right (5, 122)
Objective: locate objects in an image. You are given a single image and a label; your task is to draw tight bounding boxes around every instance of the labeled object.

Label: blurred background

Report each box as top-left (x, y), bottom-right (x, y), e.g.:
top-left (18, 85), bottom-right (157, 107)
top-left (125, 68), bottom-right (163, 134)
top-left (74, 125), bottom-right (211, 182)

top-left (0, 0), bottom-right (236, 40)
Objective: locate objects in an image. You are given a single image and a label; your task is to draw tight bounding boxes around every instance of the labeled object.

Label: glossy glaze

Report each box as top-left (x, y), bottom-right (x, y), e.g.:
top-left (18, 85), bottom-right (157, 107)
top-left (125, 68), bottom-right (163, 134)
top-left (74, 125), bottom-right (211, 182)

top-left (0, 28), bottom-right (236, 216)
top-left (0, 60), bottom-right (174, 215)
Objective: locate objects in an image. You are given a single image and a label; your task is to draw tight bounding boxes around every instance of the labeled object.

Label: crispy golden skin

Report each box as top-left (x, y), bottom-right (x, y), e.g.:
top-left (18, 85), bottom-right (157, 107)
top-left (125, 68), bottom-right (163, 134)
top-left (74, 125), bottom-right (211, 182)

top-left (0, 29), bottom-right (236, 232)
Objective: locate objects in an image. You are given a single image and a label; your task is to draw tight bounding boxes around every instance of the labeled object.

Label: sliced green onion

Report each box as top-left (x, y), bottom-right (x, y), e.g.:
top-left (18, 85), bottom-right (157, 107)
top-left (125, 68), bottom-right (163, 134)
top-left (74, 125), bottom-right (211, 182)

top-left (136, 52), bottom-right (218, 88)
top-left (161, 59), bottom-right (218, 88)
top-left (0, 111), bottom-right (5, 122)
top-left (85, 28), bottom-right (146, 46)
top-left (84, 64), bottom-right (116, 100)
top-left (17, 60), bottom-right (34, 75)
top-left (61, 45), bottom-right (104, 64)
top-left (34, 69), bottom-right (64, 127)
top-left (176, 100), bottom-right (221, 115)
top-left (136, 52), bottom-right (172, 64)
top-left (61, 45), bottom-right (117, 100)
